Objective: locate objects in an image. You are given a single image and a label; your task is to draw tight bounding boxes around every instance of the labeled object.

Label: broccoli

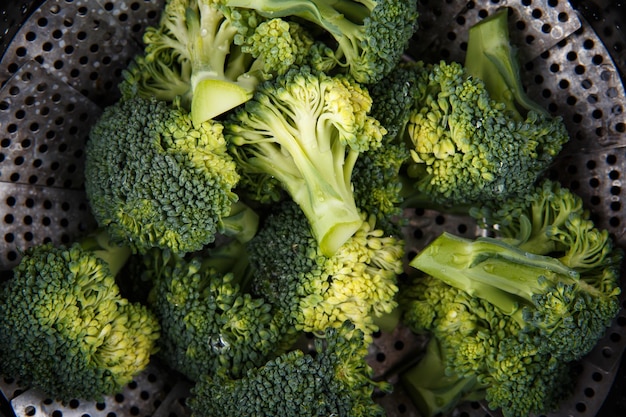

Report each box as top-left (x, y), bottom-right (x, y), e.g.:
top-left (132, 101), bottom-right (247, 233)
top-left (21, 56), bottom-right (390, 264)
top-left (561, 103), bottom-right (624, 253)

top-left (223, 0), bottom-right (419, 84)
top-left (350, 140), bottom-right (409, 235)
top-left (139, 240), bottom-right (282, 381)
top-left (399, 9), bottom-right (569, 208)
top-left (0, 230), bottom-right (160, 401)
top-left (399, 275), bottom-right (574, 417)
top-left (246, 200), bottom-right (404, 343)
top-left (120, 0), bottom-right (314, 124)
top-left (85, 95), bottom-right (259, 255)
top-left (225, 66), bottom-right (386, 256)
top-left (188, 321), bottom-right (391, 417)
top-left (398, 180), bottom-right (622, 417)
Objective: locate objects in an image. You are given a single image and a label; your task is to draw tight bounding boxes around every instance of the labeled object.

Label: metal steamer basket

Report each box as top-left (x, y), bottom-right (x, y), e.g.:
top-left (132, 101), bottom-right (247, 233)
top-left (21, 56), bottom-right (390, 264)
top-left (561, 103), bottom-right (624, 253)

top-left (0, 1), bottom-right (625, 416)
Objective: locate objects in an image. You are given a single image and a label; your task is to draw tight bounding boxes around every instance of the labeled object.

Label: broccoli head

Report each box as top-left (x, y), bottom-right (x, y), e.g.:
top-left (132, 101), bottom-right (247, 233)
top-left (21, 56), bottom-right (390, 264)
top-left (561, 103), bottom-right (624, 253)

top-left (401, 9), bottom-right (569, 209)
top-left (399, 273), bottom-right (575, 417)
top-left (120, 0), bottom-right (314, 123)
top-left (0, 231), bottom-right (160, 401)
top-left (140, 242), bottom-right (282, 381)
top-left (225, 66), bottom-right (386, 256)
top-left (246, 200), bottom-right (404, 343)
top-left (85, 96), bottom-right (258, 255)
top-left (223, 0), bottom-right (419, 83)
top-left (188, 321), bottom-right (390, 417)
top-left (398, 178), bottom-right (622, 417)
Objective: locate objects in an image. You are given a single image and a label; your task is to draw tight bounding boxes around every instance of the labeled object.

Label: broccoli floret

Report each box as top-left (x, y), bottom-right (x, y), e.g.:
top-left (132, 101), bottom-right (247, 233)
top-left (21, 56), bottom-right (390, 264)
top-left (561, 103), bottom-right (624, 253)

top-left (412, 230), bottom-right (621, 362)
top-left (139, 241), bottom-right (282, 381)
top-left (188, 321), bottom-right (390, 417)
top-left (0, 230), bottom-right (160, 401)
top-left (401, 9), bottom-right (569, 208)
top-left (246, 200), bottom-right (404, 342)
top-left (367, 60), bottom-right (426, 140)
top-left (351, 139), bottom-right (409, 235)
top-left (225, 66), bottom-right (386, 256)
top-left (398, 179), bottom-right (622, 417)
top-left (399, 274), bottom-right (575, 417)
top-left (85, 96), bottom-right (259, 255)
top-left (120, 0), bottom-right (314, 124)
top-left (223, 0), bottom-right (419, 83)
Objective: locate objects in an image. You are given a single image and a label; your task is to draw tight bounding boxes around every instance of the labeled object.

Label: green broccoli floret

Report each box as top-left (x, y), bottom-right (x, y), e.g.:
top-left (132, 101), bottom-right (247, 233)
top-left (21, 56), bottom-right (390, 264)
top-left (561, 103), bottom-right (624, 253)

top-left (0, 230), bottom-right (160, 401)
top-left (350, 138), bottom-right (409, 235)
top-left (412, 230), bottom-right (621, 362)
top-left (120, 0), bottom-right (314, 124)
top-left (139, 240), bottom-right (282, 381)
top-left (85, 95), bottom-right (259, 255)
top-left (401, 9), bottom-right (569, 208)
top-left (225, 66), bottom-right (386, 256)
top-left (398, 179), bottom-right (622, 417)
top-left (188, 321), bottom-right (390, 417)
top-left (246, 200), bottom-right (404, 343)
top-left (367, 60), bottom-right (426, 140)
top-left (399, 274), bottom-right (575, 417)
top-left (223, 0), bottom-right (419, 83)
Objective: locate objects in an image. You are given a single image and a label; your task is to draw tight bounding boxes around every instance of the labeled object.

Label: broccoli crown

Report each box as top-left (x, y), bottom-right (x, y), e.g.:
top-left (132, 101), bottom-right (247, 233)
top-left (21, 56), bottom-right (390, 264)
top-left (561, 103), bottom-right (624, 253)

top-left (226, 65), bottom-right (386, 256)
top-left (404, 59), bottom-right (569, 207)
top-left (0, 242), bottom-right (159, 401)
top-left (85, 96), bottom-right (241, 255)
top-left (399, 274), bottom-right (573, 417)
top-left (141, 247), bottom-right (281, 381)
top-left (246, 201), bottom-right (403, 341)
top-left (120, 0), bottom-right (313, 123)
top-left (224, 0), bottom-right (419, 83)
top-left (412, 229), bottom-right (621, 361)
top-left (188, 321), bottom-right (388, 417)
top-left (469, 179), bottom-right (623, 360)
top-left (401, 179), bottom-right (622, 416)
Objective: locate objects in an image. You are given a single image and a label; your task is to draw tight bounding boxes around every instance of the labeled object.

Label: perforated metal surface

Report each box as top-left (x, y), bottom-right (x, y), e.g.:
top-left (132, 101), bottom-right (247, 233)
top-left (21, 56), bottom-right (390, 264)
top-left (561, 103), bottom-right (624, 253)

top-left (1, 1), bottom-right (625, 417)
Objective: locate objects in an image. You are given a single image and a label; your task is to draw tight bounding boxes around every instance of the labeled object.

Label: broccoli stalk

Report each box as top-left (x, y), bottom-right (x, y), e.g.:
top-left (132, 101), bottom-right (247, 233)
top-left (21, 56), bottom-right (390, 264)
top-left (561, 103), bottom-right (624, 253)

top-left (399, 338), bottom-right (487, 417)
top-left (223, 0), bottom-right (419, 83)
top-left (226, 66), bottom-right (386, 256)
top-left (465, 8), bottom-right (549, 120)
top-left (0, 230), bottom-right (160, 401)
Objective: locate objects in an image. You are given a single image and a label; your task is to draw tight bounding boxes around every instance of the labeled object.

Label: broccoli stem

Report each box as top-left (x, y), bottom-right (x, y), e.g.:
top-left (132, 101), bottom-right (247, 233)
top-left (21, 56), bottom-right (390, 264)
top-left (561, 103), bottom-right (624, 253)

top-left (186, 4), bottom-right (258, 124)
top-left (409, 232), bottom-right (580, 324)
top-left (219, 200), bottom-right (260, 243)
top-left (400, 337), bottom-right (487, 417)
top-left (464, 8), bottom-right (549, 120)
top-left (79, 229), bottom-right (132, 277)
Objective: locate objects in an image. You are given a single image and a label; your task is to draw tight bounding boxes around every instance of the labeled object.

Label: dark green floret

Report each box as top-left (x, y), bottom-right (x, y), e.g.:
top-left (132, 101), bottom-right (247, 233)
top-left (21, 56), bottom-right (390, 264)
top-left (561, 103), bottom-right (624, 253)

top-left (0, 230), bottom-right (160, 401)
top-left (188, 321), bottom-right (391, 417)
top-left (225, 66), bottom-right (386, 256)
top-left (85, 96), bottom-right (258, 255)
top-left (222, 0), bottom-right (419, 84)
top-left (139, 240), bottom-right (282, 381)
top-left (399, 9), bottom-right (569, 208)
top-left (120, 0), bottom-right (314, 123)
